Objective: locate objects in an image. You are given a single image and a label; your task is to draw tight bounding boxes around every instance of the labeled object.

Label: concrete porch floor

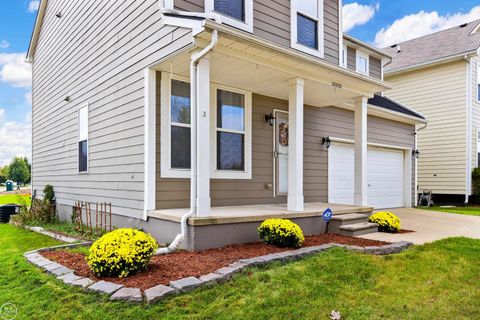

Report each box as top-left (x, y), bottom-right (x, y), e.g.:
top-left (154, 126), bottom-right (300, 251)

top-left (148, 202), bottom-right (374, 226)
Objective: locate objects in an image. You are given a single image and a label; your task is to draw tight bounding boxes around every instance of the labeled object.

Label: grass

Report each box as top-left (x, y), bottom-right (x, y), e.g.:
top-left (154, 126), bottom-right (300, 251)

top-left (1, 224), bottom-right (480, 319)
top-left (422, 206), bottom-right (480, 217)
top-left (0, 194), bottom-right (31, 205)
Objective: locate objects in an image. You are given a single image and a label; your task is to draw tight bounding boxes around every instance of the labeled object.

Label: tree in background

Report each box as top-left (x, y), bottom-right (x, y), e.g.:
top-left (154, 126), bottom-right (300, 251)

top-left (23, 157), bottom-right (32, 184)
top-left (7, 157), bottom-right (30, 186)
top-left (0, 166), bottom-right (8, 184)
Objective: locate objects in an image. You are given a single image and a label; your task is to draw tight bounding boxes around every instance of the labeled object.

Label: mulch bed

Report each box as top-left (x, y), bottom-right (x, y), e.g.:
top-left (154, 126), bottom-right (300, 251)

top-left (41, 234), bottom-right (389, 292)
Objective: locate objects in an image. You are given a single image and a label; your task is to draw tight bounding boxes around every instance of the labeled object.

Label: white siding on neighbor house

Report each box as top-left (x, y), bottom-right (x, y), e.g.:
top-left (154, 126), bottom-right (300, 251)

top-left (386, 60), bottom-right (468, 195)
top-left (471, 57), bottom-right (480, 172)
top-left (32, 0), bottom-right (194, 219)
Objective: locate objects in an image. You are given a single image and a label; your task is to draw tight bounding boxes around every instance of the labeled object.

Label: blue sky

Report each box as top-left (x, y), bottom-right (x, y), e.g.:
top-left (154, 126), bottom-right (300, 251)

top-left (0, 0), bottom-right (480, 166)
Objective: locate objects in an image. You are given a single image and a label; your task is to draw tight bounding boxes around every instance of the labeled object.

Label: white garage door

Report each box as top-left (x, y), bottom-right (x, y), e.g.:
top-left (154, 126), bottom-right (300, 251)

top-left (328, 143), bottom-right (406, 209)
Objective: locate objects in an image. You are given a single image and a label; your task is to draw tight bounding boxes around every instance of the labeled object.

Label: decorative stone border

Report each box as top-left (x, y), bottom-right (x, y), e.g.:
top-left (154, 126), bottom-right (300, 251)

top-left (25, 226), bottom-right (82, 243)
top-left (24, 241), bottom-right (413, 304)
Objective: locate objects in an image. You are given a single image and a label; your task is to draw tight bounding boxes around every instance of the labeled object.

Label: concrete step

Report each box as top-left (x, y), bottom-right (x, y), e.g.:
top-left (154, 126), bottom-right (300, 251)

top-left (328, 213), bottom-right (371, 234)
top-left (338, 222), bottom-right (379, 237)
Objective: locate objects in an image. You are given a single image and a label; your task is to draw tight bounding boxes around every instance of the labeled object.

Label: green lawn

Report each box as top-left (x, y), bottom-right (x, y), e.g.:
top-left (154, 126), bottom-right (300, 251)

top-left (422, 206), bottom-right (480, 217)
top-left (0, 194), bottom-right (31, 205)
top-left (1, 224), bottom-right (480, 319)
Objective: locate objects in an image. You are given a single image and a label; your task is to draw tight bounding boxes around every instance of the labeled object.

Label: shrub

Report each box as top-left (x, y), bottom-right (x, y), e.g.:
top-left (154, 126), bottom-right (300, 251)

top-left (11, 198), bottom-right (56, 225)
top-left (43, 184), bottom-right (55, 205)
top-left (258, 219), bottom-right (304, 248)
top-left (369, 212), bottom-right (401, 233)
top-left (87, 228), bottom-right (158, 278)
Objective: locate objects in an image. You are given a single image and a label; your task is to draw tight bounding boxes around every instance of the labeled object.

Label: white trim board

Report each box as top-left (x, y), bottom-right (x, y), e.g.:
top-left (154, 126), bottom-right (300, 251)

top-left (144, 68), bottom-right (157, 219)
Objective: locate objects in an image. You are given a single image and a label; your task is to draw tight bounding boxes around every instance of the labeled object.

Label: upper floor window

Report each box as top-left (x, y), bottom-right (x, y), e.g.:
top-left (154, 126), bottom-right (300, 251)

top-left (206, 0), bottom-right (253, 33)
top-left (291, 0), bottom-right (324, 58)
top-left (78, 104), bottom-right (89, 173)
top-left (356, 50), bottom-right (369, 75)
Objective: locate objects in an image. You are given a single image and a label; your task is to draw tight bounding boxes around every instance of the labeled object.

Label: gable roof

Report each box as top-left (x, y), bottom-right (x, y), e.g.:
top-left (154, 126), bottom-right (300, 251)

top-left (383, 19), bottom-right (480, 74)
top-left (368, 94), bottom-right (426, 122)
top-left (26, 0), bottom-right (47, 62)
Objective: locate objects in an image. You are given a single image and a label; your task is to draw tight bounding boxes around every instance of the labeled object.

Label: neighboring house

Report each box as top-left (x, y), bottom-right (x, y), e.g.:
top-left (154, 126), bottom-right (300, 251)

top-left (384, 20), bottom-right (480, 204)
top-left (27, 0), bottom-right (426, 250)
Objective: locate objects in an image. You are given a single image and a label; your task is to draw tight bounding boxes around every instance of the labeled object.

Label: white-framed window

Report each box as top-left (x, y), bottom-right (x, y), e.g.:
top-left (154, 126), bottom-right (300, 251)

top-left (205, 0), bottom-right (253, 33)
top-left (211, 84), bottom-right (252, 179)
top-left (291, 0), bottom-right (324, 58)
top-left (160, 72), bottom-right (192, 178)
top-left (341, 44), bottom-right (348, 68)
top-left (78, 104), bottom-right (89, 173)
top-left (356, 50), bottom-right (369, 75)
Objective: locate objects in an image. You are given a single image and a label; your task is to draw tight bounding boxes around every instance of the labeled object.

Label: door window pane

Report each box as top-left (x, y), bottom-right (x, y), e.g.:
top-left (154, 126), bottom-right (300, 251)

top-left (217, 89), bottom-right (245, 131)
top-left (297, 0), bottom-right (318, 18)
top-left (297, 14), bottom-right (318, 49)
top-left (214, 0), bottom-right (244, 21)
top-left (171, 126), bottom-right (191, 169)
top-left (171, 80), bottom-right (191, 124)
top-left (79, 140), bottom-right (88, 172)
top-left (217, 132), bottom-right (245, 171)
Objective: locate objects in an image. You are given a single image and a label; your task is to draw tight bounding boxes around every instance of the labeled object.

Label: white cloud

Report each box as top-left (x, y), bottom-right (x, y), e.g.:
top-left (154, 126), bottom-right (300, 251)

top-left (0, 41), bottom-right (10, 49)
top-left (25, 92), bottom-right (32, 105)
top-left (0, 53), bottom-right (31, 88)
top-left (0, 120), bottom-right (31, 167)
top-left (0, 109), bottom-right (5, 121)
top-left (375, 6), bottom-right (480, 48)
top-left (27, 0), bottom-right (40, 13)
top-left (343, 2), bottom-right (380, 32)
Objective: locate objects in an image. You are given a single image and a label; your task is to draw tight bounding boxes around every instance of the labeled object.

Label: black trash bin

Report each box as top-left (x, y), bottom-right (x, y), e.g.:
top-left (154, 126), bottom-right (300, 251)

top-left (0, 204), bottom-right (21, 223)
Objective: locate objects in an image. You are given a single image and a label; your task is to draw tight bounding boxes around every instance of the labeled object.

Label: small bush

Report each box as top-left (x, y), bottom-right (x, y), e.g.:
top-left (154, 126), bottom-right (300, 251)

top-left (87, 228), bottom-right (158, 278)
top-left (258, 219), bottom-right (304, 248)
top-left (43, 184), bottom-right (55, 205)
top-left (11, 198), bottom-right (56, 225)
top-left (369, 212), bottom-right (401, 233)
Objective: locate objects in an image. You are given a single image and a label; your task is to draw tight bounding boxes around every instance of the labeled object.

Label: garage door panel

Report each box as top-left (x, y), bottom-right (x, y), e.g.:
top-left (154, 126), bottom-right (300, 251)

top-left (328, 143), bottom-right (405, 209)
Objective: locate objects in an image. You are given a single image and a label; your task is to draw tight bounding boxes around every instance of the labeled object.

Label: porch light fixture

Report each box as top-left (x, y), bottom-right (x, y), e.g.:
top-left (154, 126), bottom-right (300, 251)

top-left (265, 113), bottom-right (275, 126)
top-left (322, 137), bottom-right (331, 149)
top-left (412, 149), bottom-right (420, 159)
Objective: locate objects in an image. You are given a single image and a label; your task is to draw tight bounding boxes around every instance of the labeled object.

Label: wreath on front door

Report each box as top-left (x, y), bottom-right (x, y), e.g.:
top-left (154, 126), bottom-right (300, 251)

top-left (279, 123), bottom-right (289, 146)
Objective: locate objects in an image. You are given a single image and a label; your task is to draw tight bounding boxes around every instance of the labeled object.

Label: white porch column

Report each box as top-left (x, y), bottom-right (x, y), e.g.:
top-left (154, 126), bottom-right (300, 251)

top-left (354, 96), bottom-right (368, 206)
top-left (195, 57), bottom-right (211, 216)
top-left (143, 68), bottom-right (156, 220)
top-left (288, 78), bottom-right (305, 212)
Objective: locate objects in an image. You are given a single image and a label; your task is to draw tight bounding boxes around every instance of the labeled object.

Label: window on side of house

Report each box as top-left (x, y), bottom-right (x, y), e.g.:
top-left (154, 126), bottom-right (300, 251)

top-left (160, 73), bottom-right (192, 178)
top-left (356, 50), bottom-right (369, 75)
top-left (78, 104), bottom-right (89, 173)
top-left (212, 85), bottom-right (252, 179)
top-left (291, 0), bottom-right (324, 58)
top-left (206, 0), bottom-right (253, 32)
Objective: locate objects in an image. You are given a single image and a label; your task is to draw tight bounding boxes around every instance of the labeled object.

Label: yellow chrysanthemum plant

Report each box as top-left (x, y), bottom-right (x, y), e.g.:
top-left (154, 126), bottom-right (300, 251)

top-left (369, 212), bottom-right (401, 233)
top-left (258, 219), bottom-right (305, 248)
top-left (87, 228), bottom-right (158, 278)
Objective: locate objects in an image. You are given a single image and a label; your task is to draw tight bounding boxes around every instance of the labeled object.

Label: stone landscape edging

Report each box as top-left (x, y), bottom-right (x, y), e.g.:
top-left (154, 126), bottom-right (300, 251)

top-left (24, 225), bottom-right (83, 243)
top-left (24, 241), bottom-right (413, 304)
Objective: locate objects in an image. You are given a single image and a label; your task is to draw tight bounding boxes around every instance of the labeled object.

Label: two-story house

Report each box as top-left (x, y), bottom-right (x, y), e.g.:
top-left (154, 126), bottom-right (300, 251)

top-left (27, 0), bottom-right (426, 250)
top-left (384, 20), bottom-right (480, 204)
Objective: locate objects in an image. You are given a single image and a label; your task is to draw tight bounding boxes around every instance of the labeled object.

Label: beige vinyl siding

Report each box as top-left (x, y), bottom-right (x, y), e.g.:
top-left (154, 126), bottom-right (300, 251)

top-left (156, 92), bottom-right (415, 209)
top-left (323, 0), bottom-right (340, 64)
top-left (347, 46), bottom-right (356, 71)
top-left (174, 0), bottom-right (204, 11)
top-left (386, 60), bottom-right (468, 195)
top-left (32, 0), bottom-right (195, 219)
top-left (369, 56), bottom-right (382, 80)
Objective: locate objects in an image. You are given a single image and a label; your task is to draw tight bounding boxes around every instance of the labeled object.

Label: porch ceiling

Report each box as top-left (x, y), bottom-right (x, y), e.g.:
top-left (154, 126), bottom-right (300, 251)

top-left (153, 30), bottom-right (389, 108)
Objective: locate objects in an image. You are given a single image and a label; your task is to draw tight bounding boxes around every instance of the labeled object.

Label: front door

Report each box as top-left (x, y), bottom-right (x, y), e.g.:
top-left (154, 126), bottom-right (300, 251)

top-left (274, 110), bottom-right (289, 196)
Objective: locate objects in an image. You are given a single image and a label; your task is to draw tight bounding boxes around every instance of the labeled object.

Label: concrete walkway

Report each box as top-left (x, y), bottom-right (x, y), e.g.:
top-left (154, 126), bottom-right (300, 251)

top-left (359, 207), bottom-right (480, 244)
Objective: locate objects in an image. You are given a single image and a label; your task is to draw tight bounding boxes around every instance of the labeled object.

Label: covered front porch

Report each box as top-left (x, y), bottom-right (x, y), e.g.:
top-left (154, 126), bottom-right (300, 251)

top-left (143, 22), bottom-right (390, 220)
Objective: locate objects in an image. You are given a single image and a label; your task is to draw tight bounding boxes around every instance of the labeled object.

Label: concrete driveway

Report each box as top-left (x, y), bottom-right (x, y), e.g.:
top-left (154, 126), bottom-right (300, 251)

top-left (359, 207), bottom-right (480, 244)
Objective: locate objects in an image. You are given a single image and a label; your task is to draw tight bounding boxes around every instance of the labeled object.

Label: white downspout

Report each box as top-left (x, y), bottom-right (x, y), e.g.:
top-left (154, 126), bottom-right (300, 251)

top-left (414, 122), bottom-right (428, 206)
top-left (156, 3), bottom-right (219, 254)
